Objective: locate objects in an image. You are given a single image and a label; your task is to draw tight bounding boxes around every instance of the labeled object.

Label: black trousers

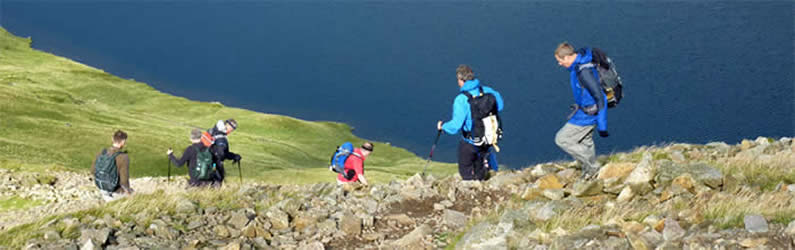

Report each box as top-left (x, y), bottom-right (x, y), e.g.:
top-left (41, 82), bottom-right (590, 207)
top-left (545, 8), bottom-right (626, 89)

top-left (458, 140), bottom-right (488, 181)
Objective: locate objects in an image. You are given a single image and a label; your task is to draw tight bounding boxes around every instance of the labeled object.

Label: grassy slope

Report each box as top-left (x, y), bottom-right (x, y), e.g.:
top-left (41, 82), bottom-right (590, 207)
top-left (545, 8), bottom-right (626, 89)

top-left (0, 27), bottom-right (456, 184)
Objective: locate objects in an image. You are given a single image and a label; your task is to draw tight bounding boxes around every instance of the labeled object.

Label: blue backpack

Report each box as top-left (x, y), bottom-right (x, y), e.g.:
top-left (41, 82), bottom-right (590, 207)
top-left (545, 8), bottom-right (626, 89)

top-left (329, 142), bottom-right (356, 174)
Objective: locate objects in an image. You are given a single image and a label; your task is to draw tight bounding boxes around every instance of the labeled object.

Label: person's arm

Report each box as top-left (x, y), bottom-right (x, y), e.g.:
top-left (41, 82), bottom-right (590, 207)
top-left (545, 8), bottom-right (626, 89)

top-left (169, 146), bottom-right (193, 167)
top-left (578, 68), bottom-right (608, 132)
top-left (357, 174), bottom-right (369, 186)
top-left (351, 155), bottom-right (368, 185)
top-left (224, 147), bottom-right (240, 162)
top-left (116, 153), bottom-right (133, 194)
top-left (441, 94), bottom-right (469, 135)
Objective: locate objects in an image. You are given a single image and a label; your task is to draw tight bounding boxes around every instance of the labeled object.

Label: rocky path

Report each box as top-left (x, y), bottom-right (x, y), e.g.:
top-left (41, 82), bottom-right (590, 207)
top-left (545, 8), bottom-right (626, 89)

top-left (3, 137), bottom-right (795, 249)
top-left (0, 169), bottom-right (187, 231)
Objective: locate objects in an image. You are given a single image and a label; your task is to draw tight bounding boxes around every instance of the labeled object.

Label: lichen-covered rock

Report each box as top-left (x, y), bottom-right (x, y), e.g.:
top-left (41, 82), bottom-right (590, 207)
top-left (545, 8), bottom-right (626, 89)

top-left (744, 214), bottom-right (769, 233)
top-left (662, 218), bottom-right (685, 242)
top-left (572, 180), bottom-right (603, 197)
top-left (597, 162), bottom-right (635, 180)
top-left (443, 209), bottom-right (468, 229)
top-left (655, 161), bottom-right (723, 189)
top-left (339, 212), bottom-right (361, 236)
top-left (455, 221), bottom-right (512, 250)
top-left (625, 153), bottom-right (655, 195)
top-left (267, 208), bottom-right (290, 230)
top-left (174, 197), bottom-right (197, 215)
top-left (535, 174), bottom-right (564, 190)
top-left (388, 224), bottom-right (432, 249)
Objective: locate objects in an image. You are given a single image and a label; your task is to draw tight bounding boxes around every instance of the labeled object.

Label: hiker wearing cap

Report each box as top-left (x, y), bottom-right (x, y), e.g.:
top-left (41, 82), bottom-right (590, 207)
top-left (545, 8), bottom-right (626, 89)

top-left (553, 42), bottom-right (609, 180)
top-left (91, 130), bottom-right (133, 202)
top-left (167, 129), bottom-right (219, 187)
top-left (208, 119), bottom-right (241, 183)
top-left (437, 65), bottom-right (504, 181)
top-left (337, 142), bottom-right (374, 186)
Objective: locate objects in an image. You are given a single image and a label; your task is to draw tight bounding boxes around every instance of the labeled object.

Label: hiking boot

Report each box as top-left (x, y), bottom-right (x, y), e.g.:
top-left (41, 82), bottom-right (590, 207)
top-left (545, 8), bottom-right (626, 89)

top-left (580, 168), bottom-right (598, 180)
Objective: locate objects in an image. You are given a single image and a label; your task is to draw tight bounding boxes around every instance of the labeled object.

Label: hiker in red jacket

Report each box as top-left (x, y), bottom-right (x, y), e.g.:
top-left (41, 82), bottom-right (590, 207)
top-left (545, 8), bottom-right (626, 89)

top-left (336, 142), bottom-right (374, 186)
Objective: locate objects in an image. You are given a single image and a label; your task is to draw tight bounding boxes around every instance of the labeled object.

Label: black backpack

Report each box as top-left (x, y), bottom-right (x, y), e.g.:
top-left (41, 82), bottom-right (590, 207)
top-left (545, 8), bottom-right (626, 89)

top-left (94, 148), bottom-right (122, 192)
top-left (194, 145), bottom-right (214, 180)
top-left (582, 48), bottom-right (624, 108)
top-left (462, 86), bottom-right (503, 151)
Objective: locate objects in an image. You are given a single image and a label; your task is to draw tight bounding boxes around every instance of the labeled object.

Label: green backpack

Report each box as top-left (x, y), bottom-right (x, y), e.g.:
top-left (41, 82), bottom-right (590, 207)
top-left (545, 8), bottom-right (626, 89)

top-left (94, 148), bottom-right (122, 192)
top-left (194, 145), bottom-right (214, 180)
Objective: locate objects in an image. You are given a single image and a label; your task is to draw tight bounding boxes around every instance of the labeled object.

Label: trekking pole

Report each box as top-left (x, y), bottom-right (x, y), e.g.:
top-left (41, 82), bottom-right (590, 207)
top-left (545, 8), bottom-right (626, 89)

top-left (167, 153), bottom-right (171, 183)
top-left (421, 129), bottom-right (443, 177)
top-left (237, 160), bottom-right (242, 183)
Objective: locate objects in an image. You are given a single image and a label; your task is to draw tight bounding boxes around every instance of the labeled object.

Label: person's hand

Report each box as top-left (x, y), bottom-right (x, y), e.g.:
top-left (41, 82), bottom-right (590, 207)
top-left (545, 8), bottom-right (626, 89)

top-left (233, 154), bottom-right (242, 163)
top-left (167, 148), bottom-right (173, 155)
top-left (437, 121), bottom-right (443, 131)
top-left (599, 131), bottom-right (609, 138)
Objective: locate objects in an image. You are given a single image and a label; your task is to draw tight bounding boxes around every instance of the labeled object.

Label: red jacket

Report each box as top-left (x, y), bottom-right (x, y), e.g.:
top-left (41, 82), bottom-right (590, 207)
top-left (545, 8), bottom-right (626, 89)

top-left (337, 148), bottom-right (366, 183)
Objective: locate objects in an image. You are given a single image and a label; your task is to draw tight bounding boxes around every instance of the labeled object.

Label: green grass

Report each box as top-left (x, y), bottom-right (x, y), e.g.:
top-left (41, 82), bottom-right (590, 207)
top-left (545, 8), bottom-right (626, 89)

top-left (711, 157), bottom-right (795, 190)
top-left (0, 196), bottom-right (45, 213)
top-left (0, 27), bottom-right (456, 184)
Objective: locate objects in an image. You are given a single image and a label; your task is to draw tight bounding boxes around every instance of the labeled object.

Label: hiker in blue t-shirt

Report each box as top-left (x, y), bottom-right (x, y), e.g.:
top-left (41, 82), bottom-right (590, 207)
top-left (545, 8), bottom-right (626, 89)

top-left (437, 65), bottom-right (504, 181)
top-left (553, 42), bottom-right (609, 180)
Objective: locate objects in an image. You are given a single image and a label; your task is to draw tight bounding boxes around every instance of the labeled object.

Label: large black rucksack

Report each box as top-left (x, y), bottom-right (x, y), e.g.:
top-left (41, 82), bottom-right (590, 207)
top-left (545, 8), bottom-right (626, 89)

top-left (462, 86), bottom-right (503, 151)
top-left (194, 145), bottom-right (214, 180)
top-left (94, 148), bottom-right (122, 192)
top-left (580, 48), bottom-right (624, 108)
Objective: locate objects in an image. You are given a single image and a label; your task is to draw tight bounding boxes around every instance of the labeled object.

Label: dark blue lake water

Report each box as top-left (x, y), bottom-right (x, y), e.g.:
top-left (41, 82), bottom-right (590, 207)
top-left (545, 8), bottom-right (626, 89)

top-left (3, 1), bottom-right (793, 168)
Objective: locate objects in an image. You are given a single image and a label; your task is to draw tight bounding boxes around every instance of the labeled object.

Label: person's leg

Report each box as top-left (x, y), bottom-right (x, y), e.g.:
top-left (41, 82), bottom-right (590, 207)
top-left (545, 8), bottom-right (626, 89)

top-left (457, 140), bottom-right (477, 180)
top-left (216, 162), bottom-right (226, 182)
top-left (487, 148), bottom-right (499, 171)
top-left (579, 127), bottom-right (598, 176)
top-left (211, 145), bottom-right (227, 182)
top-left (555, 123), bottom-right (598, 176)
top-left (473, 146), bottom-right (488, 180)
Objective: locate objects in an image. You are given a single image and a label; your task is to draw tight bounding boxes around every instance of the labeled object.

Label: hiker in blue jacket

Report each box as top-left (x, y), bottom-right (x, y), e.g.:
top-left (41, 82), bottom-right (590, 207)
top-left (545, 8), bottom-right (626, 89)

top-left (437, 65), bottom-right (504, 181)
top-left (553, 42), bottom-right (608, 180)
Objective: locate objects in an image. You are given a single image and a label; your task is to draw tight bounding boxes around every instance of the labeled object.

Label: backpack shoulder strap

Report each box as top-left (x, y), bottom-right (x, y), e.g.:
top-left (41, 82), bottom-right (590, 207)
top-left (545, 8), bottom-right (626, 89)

top-left (577, 62), bottom-right (595, 72)
top-left (461, 90), bottom-right (473, 100)
top-left (110, 150), bottom-right (124, 160)
top-left (478, 86), bottom-right (484, 97)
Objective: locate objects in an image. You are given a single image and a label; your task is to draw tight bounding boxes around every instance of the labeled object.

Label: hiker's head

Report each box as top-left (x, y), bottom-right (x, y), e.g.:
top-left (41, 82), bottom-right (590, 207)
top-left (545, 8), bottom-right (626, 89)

top-left (456, 64), bottom-right (475, 87)
top-left (361, 142), bottom-right (374, 157)
top-left (190, 128), bottom-right (202, 143)
top-left (225, 119), bottom-right (238, 134)
top-left (554, 42), bottom-right (578, 68)
top-left (112, 130), bottom-right (127, 148)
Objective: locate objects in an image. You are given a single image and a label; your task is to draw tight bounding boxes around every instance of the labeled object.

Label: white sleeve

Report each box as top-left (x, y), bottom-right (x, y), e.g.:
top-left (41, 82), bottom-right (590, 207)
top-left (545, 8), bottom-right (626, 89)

top-left (215, 120), bottom-right (226, 132)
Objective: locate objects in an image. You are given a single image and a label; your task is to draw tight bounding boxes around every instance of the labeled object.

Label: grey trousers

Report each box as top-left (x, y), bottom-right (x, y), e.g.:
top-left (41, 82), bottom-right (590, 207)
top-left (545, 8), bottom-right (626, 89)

top-left (555, 123), bottom-right (599, 174)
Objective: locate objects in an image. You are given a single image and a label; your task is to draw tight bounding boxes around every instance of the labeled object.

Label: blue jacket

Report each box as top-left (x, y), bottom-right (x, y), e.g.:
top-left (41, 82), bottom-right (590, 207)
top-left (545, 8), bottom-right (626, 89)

top-left (568, 48), bottom-right (608, 132)
top-left (442, 79), bottom-right (504, 144)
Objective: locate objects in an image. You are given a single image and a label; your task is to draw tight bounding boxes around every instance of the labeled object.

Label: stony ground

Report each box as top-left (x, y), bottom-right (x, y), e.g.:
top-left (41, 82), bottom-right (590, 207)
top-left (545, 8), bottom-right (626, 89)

top-left (3, 137), bottom-right (795, 249)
